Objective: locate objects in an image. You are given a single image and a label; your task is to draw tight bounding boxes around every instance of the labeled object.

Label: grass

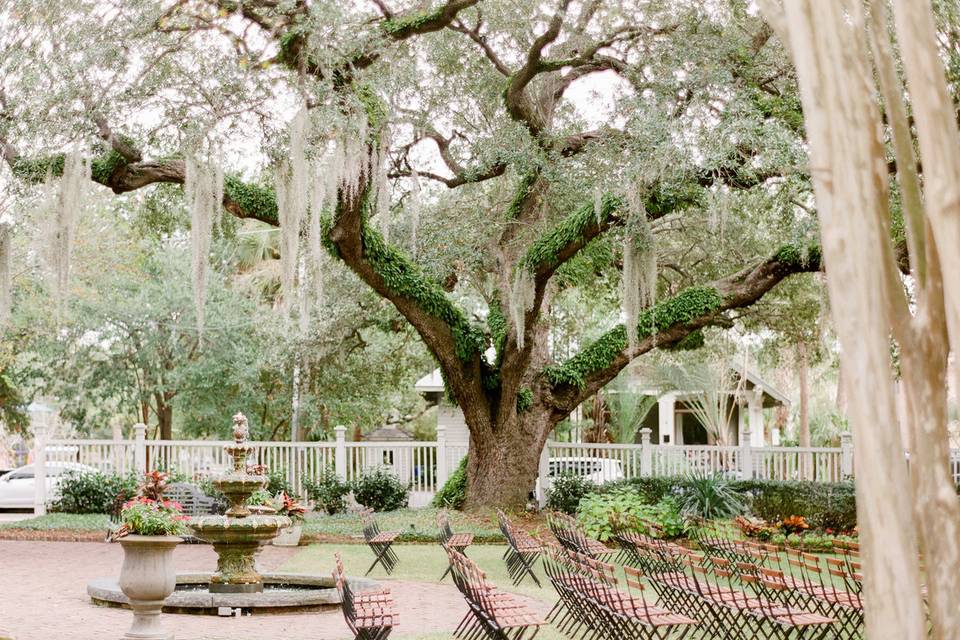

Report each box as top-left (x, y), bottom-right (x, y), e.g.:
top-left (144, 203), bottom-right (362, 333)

top-left (0, 512), bottom-right (111, 531)
top-left (285, 541), bottom-right (555, 603)
top-left (302, 507), bottom-right (506, 542)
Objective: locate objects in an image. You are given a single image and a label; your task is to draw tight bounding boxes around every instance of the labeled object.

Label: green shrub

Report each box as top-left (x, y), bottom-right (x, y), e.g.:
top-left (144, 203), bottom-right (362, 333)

top-left (433, 457), bottom-right (467, 510)
top-left (733, 480), bottom-right (857, 531)
top-left (197, 477), bottom-right (227, 512)
top-left (612, 477), bottom-right (858, 532)
top-left (265, 469), bottom-right (294, 497)
top-left (246, 489), bottom-right (273, 506)
top-left (577, 488), bottom-right (686, 541)
top-left (546, 472), bottom-right (594, 514)
top-left (352, 467), bottom-right (409, 512)
top-left (676, 473), bottom-right (745, 520)
top-left (606, 477), bottom-right (679, 503)
top-left (304, 465), bottom-right (351, 515)
top-left (50, 470), bottom-right (138, 514)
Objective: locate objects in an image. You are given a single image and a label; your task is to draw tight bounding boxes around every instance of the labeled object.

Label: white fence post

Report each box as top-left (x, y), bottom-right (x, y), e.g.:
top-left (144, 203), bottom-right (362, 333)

top-left (133, 423), bottom-right (147, 475)
top-left (537, 441), bottom-right (551, 509)
top-left (334, 425), bottom-right (347, 481)
top-left (639, 428), bottom-right (653, 477)
top-left (33, 436), bottom-right (47, 516)
top-left (740, 427), bottom-right (753, 480)
top-left (436, 425), bottom-right (448, 488)
top-left (840, 432), bottom-right (854, 479)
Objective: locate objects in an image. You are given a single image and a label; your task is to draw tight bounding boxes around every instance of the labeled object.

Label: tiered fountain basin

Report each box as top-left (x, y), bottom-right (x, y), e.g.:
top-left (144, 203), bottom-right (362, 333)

top-left (87, 572), bottom-right (380, 615)
top-left (88, 412), bottom-right (374, 616)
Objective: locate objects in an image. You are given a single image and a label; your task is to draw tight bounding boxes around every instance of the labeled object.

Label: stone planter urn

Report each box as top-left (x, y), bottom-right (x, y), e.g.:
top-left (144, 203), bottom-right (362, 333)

top-left (118, 535), bottom-right (182, 640)
top-left (272, 523), bottom-right (303, 547)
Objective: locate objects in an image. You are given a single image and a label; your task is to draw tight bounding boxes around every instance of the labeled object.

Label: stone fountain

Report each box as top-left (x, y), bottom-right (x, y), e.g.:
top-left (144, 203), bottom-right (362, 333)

top-left (188, 413), bottom-right (289, 593)
top-left (88, 412), bottom-right (378, 615)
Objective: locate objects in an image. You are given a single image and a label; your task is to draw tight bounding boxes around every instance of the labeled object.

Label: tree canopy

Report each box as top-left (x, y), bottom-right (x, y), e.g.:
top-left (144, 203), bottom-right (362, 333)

top-left (0, 0), bottom-right (833, 505)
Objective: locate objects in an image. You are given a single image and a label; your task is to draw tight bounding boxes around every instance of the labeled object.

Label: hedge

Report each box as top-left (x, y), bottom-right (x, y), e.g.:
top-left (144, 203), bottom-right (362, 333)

top-left (595, 477), bottom-right (858, 531)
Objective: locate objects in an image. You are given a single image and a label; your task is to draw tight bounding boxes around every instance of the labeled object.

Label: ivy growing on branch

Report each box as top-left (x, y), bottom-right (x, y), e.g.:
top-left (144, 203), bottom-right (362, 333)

top-left (357, 222), bottom-right (486, 362)
top-left (542, 286), bottom-right (724, 388)
top-left (519, 194), bottom-right (622, 273)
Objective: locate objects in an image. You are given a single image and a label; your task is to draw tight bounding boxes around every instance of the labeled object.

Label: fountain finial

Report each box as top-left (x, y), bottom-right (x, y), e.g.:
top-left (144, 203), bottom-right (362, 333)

top-left (232, 412), bottom-right (249, 444)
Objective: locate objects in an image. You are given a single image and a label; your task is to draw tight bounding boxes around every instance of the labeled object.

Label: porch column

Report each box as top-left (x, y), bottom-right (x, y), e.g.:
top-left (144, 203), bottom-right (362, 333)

top-left (658, 393), bottom-right (676, 445)
top-left (748, 389), bottom-right (764, 447)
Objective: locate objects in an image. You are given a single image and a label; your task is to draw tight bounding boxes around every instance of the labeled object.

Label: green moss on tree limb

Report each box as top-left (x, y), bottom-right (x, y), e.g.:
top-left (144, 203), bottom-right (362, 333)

top-left (773, 243), bottom-right (822, 270)
top-left (90, 149), bottom-right (128, 183)
top-left (382, 8), bottom-right (445, 35)
top-left (516, 387), bottom-right (534, 413)
top-left (506, 172), bottom-right (538, 219)
top-left (224, 175), bottom-right (279, 225)
top-left (542, 287), bottom-right (724, 388)
top-left (14, 143), bottom-right (134, 186)
top-left (520, 194), bottom-right (622, 272)
top-left (11, 154), bottom-right (65, 182)
top-left (488, 297), bottom-right (507, 362)
top-left (668, 329), bottom-right (705, 351)
top-left (359, 223), bottom-right (486, 361)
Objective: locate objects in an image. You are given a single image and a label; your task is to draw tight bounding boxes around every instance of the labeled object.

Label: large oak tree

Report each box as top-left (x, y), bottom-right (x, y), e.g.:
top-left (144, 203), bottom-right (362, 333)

top-left (1, 0), bottom-right (821, 508)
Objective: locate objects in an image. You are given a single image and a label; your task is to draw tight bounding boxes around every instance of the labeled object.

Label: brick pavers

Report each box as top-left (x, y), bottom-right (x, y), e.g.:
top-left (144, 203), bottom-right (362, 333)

top-left (0, 540), bottom-right (530, 640)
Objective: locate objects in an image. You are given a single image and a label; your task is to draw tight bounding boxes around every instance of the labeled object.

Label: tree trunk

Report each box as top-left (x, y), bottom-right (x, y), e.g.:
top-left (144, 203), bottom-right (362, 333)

top-left (797, 341), bottom-right (810, 448)
top-left (464, 412), bottom-right (551, 511)
top-left (900, 336), bottom-right (960, 639)
top-left (156, 400), bottom-right (173, 440)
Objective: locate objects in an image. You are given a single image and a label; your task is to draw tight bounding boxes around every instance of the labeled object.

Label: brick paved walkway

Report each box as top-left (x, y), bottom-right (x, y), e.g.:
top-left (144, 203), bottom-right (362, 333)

top-left (0, 540), bottom-right (541, 640)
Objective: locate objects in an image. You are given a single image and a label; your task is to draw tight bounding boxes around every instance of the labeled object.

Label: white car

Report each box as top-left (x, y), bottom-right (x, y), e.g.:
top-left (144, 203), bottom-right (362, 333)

top-left (0, 463), bottom-right (95, 509)
top-left (536, 457), bottom-right (625, 496)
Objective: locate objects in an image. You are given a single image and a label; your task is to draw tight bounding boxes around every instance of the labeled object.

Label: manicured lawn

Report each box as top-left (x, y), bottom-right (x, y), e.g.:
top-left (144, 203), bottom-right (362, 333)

top-left (302, 507), bottom-right (507, 542)
top-left (288, 541), bottom-right (593, 604)
top-left (0, 513), bottom-right (110, 531)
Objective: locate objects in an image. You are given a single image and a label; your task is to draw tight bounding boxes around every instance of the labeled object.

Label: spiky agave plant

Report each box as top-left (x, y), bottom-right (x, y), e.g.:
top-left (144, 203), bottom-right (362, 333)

top-left (677, 471), bottom-right (745, 521)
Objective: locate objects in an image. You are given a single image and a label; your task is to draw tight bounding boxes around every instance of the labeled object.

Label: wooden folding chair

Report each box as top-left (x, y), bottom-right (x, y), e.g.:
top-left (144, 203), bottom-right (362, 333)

top-left (334, 552), bottom-right (397, 640)
top-left (438, 510), bottom-right (474, 582)
top-left (445, 546), bottom-right (545, 640)
top-left (497, 510), bottom-right (543, 587)
top-left (360, 508), bottom-right (401, 576)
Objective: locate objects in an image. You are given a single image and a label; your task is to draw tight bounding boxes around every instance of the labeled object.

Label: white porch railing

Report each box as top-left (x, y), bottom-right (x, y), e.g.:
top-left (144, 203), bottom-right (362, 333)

top-left (27, 424), bottom-right (960, 514)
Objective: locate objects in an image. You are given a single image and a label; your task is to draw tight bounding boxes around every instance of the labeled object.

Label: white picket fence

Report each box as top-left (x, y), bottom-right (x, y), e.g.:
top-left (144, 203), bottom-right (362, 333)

top-left (29, 425), bottom-right (960, 515)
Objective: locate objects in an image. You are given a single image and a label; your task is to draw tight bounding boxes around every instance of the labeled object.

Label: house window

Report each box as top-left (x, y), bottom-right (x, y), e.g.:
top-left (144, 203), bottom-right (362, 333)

top-left (382, 451), bottom-right (394, 466)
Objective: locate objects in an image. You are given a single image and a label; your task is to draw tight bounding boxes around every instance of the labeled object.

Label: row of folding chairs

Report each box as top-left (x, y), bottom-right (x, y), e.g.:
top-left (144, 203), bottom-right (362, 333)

top-left (631, 539), bottom-right (836, 640)
top-left (548, 511), bottom-right (616, 562)
top-left (544, 545), bottom-right (697, 640)
top-left (497, 510), bottom-right (545, 587)
top-left (334, 552), bottom-right (398, 640)
top-left (724, 543), bottom-right (864, 640)
top-left (445, 545), bottom-right (547, 640)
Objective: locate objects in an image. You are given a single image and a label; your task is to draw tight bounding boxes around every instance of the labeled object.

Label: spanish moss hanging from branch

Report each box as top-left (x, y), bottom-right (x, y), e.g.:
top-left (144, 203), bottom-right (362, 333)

top-left (623, 186), bottom-right (657, 350)
top-left (368, 125), bottom-right (392, 240)
top-left (275, 107), bottom-right (311, 317)
top-left (408, 165), bottom-right (420, 253)
top-left (185, 152), bottom-right (223, 338)
top-left (0, 223), bottom-right (11, 326)
top-left (509, 266), bottom-right (535, 350)
top-left (46, 150), bottom-right (89, 321)
top-left (594, 184), bottom-right (603, 225)
top-left (308, 159), bottom-right (328, 308)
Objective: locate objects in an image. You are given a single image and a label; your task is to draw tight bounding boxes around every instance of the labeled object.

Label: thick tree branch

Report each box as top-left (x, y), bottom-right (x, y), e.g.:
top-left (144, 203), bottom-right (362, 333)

top-left (545, 244), bottom-right (823, 415)
top-left (504, 0), bottom-right (573, 136)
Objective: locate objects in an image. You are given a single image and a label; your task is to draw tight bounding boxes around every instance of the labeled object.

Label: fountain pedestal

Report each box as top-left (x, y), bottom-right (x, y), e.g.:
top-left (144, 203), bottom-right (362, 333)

top-left (188, 414), bottom-right (290, 593)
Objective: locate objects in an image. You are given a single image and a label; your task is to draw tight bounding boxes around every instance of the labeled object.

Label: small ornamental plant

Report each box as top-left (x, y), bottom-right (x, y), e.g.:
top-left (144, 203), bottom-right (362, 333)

top-left (276, 492), bottom-right (306, 523)
top-left (111, 497), bottom-right (188, 540)
top-left (138, 471), bottom-right (171, 501)
top-left (780, 515), bottom-right (810, 535)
